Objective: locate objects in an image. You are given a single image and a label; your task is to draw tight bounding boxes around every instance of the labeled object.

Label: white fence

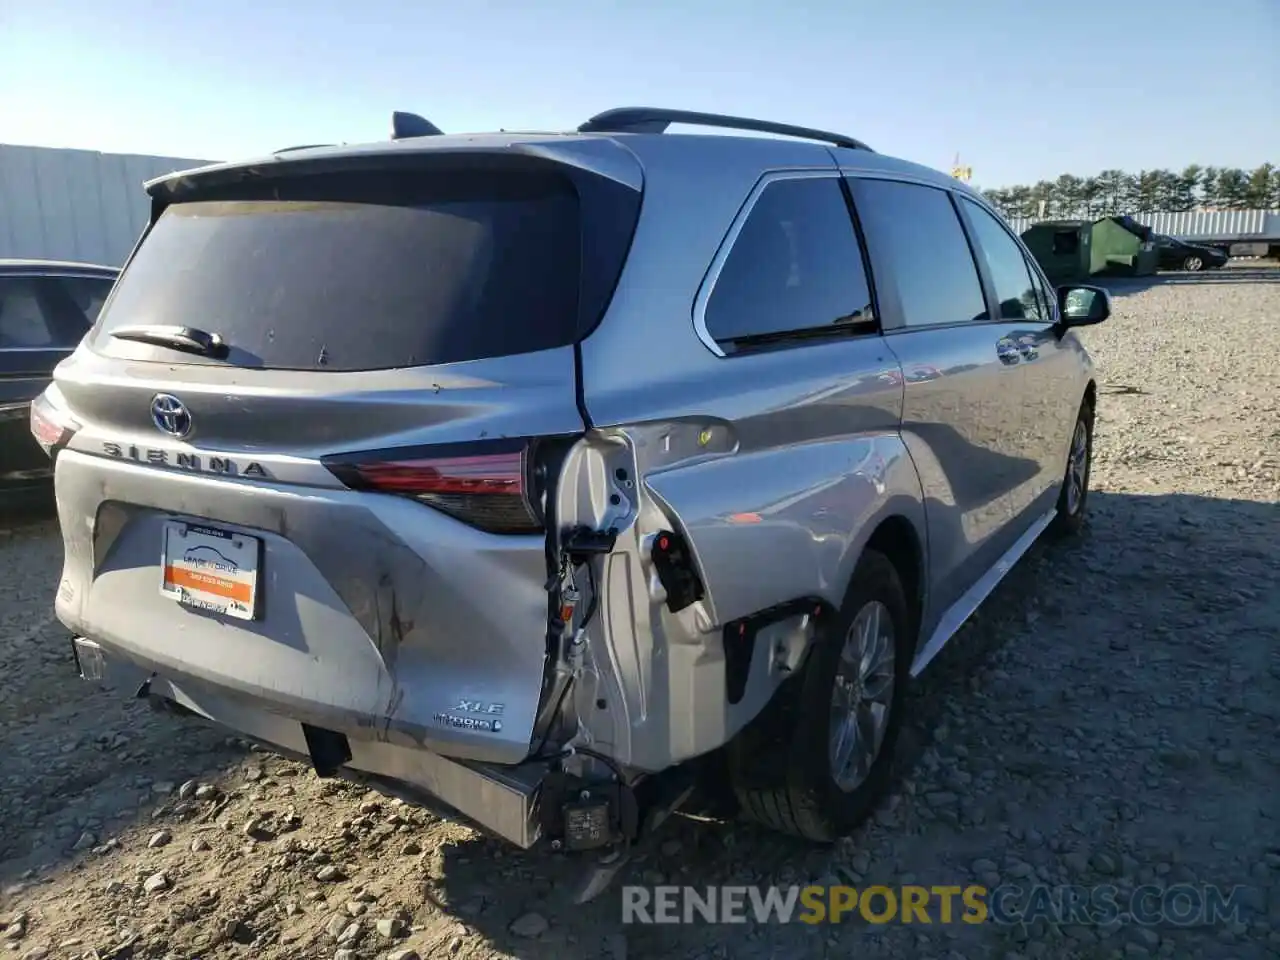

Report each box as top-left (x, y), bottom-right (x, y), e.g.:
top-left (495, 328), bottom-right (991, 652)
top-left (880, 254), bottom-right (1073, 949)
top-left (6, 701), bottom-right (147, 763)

top-left (1006, 208), bottom-right (1280, 242)
top-left (0, 143), bottom-right (213, 267)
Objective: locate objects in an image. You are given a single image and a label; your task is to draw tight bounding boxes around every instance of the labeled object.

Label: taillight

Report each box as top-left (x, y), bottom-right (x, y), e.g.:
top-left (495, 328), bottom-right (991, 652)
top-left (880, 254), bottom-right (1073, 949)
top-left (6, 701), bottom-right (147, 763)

top-left (29, 389), bottom-right (79, 459)
top-left (323, 440), bottom-right (546, 534)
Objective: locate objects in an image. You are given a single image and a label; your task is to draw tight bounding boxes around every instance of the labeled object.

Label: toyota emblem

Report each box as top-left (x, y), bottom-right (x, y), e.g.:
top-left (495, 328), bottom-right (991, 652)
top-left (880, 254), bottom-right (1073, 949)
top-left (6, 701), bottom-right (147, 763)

top-left (150, 394), bottom-right (192, 438)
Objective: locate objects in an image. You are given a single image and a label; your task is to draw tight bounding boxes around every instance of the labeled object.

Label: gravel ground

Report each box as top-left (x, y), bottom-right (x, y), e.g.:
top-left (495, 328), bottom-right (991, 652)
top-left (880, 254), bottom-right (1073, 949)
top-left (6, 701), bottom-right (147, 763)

top-left (2, 268), bottom-right (1278, 960)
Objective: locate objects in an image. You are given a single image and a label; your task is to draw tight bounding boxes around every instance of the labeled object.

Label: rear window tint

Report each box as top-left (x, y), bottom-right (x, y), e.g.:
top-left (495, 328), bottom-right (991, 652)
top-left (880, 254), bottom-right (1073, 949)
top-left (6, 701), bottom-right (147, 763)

top-left (704, 176), bottom-right (874, 349)
top-left (93, 169), bottom-right (584, 371)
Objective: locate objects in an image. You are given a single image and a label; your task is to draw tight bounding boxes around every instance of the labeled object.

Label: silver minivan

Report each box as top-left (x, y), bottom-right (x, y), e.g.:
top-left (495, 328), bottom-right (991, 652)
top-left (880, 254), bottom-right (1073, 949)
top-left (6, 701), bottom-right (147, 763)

top-left (35, 107), bottom-right (1109, 892)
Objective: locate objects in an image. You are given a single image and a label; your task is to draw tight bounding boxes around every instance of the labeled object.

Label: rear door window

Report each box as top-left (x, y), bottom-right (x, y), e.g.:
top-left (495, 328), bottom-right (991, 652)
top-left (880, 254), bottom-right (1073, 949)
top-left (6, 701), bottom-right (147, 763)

top-left (959, 197), bottom-right (1048, 322)
top-left (57, 276), bottom-right (116, 325)
top-left (91, 167), bottom-right (590, 371)
top-left (703, 175), bottom-right (874, 350)
top-left (0, 277), bottom-right (93, 349)
top-left (847, 179), bottom-right (988, 329)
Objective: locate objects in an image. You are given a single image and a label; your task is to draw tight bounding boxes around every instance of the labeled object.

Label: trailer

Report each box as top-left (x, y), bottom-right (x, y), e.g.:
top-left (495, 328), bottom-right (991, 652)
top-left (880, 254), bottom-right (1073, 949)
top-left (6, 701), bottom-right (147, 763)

top-left (0, 143), bottom-right (214, 267)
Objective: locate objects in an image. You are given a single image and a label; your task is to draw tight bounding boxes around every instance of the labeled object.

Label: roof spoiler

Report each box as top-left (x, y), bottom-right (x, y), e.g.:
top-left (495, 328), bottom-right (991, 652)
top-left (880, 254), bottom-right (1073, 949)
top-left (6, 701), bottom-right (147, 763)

top-left (578, 106), bottom-right (873, 152)
top-left (391, 111), bottom-right (444, 140)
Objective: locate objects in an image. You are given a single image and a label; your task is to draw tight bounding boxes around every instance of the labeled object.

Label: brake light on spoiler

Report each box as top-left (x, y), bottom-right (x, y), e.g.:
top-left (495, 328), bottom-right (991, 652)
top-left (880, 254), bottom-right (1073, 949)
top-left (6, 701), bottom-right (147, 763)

top-left (322, 439), bottom-right (551, 534)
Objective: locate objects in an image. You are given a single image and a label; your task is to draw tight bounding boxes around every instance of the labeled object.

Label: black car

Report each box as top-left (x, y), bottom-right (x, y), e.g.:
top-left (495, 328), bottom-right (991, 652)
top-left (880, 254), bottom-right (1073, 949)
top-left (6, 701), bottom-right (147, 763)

top-left (1154, 234), bottom-right (1230, 272)
top-left (1, 259), bottom-right (119, 504)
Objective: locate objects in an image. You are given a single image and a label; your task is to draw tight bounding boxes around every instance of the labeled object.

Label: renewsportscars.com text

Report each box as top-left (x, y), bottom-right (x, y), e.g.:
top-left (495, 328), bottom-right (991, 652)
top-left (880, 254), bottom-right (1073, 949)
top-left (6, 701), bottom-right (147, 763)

top-left (621, 883), bottom-right (1248, 926)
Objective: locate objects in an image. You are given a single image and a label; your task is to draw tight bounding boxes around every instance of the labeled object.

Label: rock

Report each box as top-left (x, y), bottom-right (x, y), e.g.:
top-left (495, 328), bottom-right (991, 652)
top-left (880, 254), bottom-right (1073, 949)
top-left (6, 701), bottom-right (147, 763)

top-left (388, 950), bottom-right (422, 960)
top-left (316, 865), bottom-right (345, 882)
top-left (143, 872), bottom-right (170, 894)
top-left (72, 831), bottom-right (96, 852)
top-left (376, 918), bottom-right (406, 939)
top-left (1090, 851), bottom-right (1119, 876)
top-left (400, 840), bottom-right (423, 856)
top-left (177, 780), bottom-right (198, 800)
top-left (336, 921), bottom-right (362, 945)
top-left (508, 912), bottom-right (549, 938)
top-left (1129, 926), bottom-right (1160, 949)
top-left (1214, 748), bottom-right (1242, 768)
top-left (326, 915), bottom-right (348, 939)
top-left (3, 917), bottom-right (25, 941)
top-left (925, 791), bottom-right (959, 807)
top-left (604, 932), bottom-right (628, 960)
top-left (20, 947), bottom-right (49, 960)
top-left (195, 784), bottom-right (218, 800)
top-left (243, 816), bottom-right (269, 838)
top-left (334, 951), bottom-right (356, 960)
top-left (1063, 850), bottom-right (1091, 875)
top-left (152, 780), bottom-right (175, 795)
top-left (345, 902), bottom-right (366, 917)
top-left (191, 836), bottom-right (211, 852)
top-left (148, 829), bottom-right (172, 848)
top-left (373, 916), bottom-right (404, 942)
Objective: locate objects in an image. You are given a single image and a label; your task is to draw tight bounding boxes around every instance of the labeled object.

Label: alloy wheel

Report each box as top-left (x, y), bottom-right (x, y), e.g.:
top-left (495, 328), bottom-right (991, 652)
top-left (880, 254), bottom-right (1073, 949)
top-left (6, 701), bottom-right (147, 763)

top-left (829, 600), bottom-right (896, 793)
top-left (1065, 418), bottom-right (1089, 515)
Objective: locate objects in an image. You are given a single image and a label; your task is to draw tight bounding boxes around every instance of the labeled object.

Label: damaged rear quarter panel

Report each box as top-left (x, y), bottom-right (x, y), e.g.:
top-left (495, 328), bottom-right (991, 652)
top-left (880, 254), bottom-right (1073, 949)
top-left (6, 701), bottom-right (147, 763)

top-left (566, 338), bottom-right (921, 771)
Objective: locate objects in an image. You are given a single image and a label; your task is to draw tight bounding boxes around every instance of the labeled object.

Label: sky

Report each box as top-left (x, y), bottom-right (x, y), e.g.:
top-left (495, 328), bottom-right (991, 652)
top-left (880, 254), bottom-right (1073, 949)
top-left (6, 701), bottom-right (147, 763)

top-left (1, 0), bottom-right (1276, 189)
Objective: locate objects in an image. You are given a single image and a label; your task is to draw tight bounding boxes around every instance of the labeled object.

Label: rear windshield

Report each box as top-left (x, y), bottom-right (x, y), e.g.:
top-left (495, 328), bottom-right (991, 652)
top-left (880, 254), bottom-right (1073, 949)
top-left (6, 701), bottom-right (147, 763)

top-left (93, 168), bottom-right (585, 371)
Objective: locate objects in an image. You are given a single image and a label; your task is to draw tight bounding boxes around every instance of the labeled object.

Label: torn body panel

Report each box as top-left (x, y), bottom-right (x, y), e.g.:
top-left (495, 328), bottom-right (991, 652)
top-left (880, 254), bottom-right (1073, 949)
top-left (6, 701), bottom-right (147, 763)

top-left (555, 371), bottom-right (925, 773)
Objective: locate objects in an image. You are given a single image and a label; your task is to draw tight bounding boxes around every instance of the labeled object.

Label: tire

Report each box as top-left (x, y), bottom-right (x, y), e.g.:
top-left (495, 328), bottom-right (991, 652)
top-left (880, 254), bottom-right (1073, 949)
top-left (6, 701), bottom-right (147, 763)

top-left (1183, 255), bottom-right (1204, 271)
top-left (1050, 397), bottom-right (1094, 537)
top-left (728, 549), bottom-right (912, 842)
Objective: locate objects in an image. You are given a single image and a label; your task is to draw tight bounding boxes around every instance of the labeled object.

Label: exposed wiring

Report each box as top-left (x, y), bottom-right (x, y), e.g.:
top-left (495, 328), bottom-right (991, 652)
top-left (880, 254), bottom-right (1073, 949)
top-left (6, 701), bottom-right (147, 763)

top-left (573, 745), bottom-right (624, 782)
top-left (529, 557), bottom-right (599, 762)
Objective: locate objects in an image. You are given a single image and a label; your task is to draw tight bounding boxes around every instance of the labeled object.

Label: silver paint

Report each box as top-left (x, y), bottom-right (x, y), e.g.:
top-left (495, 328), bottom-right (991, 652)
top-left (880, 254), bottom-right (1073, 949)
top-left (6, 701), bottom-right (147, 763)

top-left (44, 125), bottom-right (1098, 832)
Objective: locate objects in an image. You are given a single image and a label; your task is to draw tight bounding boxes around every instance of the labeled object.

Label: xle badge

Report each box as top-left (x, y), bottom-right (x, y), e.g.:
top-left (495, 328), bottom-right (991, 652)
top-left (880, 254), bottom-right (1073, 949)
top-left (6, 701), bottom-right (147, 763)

top-left (453, 699), bottom-right (504, 716)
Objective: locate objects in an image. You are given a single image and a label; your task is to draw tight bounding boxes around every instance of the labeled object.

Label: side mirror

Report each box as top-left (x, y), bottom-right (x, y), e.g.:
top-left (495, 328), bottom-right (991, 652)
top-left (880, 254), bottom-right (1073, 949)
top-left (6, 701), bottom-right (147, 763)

top-left (1056, 284), bottom-right (1111, 327)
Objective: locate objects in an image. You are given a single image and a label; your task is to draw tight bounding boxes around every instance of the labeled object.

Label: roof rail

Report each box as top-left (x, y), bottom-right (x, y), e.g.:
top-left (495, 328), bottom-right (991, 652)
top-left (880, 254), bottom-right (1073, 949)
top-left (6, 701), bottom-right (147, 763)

top-left (391, 111), bottom-right (444, 140)
top-left (577, 107), bottom-right (872, 152)
top-left (273, 144), bottom-right (333, 156)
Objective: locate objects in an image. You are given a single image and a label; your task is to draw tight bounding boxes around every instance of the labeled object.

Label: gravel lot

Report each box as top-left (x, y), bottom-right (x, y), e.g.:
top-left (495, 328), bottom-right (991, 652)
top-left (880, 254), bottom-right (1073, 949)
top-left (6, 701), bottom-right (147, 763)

top-left (2, 268), bottom-right (1278, 960)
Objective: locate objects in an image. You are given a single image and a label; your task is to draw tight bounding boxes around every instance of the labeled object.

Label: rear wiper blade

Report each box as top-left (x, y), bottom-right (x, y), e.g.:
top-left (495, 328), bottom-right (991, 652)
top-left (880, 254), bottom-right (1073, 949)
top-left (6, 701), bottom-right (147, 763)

top-left (110, 324), bottom-right (229, 359)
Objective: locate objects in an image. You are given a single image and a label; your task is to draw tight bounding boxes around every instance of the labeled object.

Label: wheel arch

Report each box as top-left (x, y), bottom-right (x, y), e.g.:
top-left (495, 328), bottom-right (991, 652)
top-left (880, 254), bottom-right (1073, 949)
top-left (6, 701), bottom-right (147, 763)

top-left (861, 513), bottom-right (926, 649)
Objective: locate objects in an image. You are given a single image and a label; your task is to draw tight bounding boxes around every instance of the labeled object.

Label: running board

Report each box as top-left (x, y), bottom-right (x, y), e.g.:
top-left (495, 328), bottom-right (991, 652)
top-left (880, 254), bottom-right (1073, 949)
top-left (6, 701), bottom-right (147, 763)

top-left (909, 509), bottom-right (1056, 677)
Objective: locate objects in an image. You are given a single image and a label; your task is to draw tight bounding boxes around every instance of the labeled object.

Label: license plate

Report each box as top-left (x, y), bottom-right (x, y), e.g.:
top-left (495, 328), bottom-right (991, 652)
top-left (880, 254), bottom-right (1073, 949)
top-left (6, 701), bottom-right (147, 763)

top-left (160, 521), bottom-right (260, 620)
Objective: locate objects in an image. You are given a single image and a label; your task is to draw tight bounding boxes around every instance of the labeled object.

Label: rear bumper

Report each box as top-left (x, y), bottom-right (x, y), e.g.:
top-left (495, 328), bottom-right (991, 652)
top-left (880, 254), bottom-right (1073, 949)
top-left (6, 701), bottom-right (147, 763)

top-left (72, 636), bottom-right (546, 849)
top-left (51, 448), bottom-right (552, 766)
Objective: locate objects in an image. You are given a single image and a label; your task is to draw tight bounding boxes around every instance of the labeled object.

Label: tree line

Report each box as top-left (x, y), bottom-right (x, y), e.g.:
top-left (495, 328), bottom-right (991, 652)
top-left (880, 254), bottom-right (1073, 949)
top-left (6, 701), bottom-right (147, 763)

top-left (980, 163), bottom-right (1280, 221)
